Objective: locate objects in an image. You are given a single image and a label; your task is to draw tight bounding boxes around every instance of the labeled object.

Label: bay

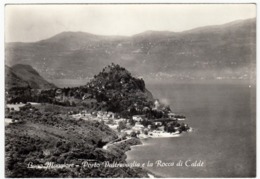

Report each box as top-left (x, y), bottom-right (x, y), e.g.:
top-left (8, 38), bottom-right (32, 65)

top-left (126, 81), bottom-right (256, 177)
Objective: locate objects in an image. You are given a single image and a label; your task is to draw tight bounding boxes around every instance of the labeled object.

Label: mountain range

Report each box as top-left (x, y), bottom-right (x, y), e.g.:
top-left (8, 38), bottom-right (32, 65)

top-left (5, 18), bottom-right (256, 86)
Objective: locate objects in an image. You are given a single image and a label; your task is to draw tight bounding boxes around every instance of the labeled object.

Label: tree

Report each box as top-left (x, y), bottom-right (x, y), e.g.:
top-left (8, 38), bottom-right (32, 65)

top-left (136, 130), bottom-right (141, 135)
top-left (120, 132), bottom-right (127, 140)
top-left (117, 121), bottom-right (126, 132)
top-left (144, 130), bottom-right (148, 135)
top-left (130, 131), bottom-right (137, 138)
top-left (71, 101), bottom-right (76, 107)
top-left (128, 118), bottom-right (136, 126)
top-left (180, 123), bottom-right (188, 132)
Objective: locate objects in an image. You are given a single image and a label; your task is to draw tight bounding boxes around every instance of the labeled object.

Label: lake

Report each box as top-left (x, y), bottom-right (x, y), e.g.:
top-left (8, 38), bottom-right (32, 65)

top-left (126, 81), bottom-right (256, 177)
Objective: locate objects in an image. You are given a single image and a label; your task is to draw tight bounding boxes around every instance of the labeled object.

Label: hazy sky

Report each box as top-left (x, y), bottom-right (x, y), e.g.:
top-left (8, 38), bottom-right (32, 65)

top-left (5, 4), bottom-right (256, 42)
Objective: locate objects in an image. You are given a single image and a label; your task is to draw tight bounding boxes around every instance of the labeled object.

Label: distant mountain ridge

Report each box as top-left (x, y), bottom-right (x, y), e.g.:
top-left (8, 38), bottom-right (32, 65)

top-left (5, 64), bottom-right (56, 89)
top-left (5, 18), bottom-right (256, 85)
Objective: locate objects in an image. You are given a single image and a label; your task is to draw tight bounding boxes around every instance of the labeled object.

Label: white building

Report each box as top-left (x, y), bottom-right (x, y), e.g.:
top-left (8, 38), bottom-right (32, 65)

top-left (107, 112), bottom-right (115, 119)
top-left (132, 123), bottom-right (145, 132)
top-left (132, 115), bottom-right (145, 122)
top-left (154, 121), bottom-right (162, 126)
top-left (168, 112), bottom-right (176, 119)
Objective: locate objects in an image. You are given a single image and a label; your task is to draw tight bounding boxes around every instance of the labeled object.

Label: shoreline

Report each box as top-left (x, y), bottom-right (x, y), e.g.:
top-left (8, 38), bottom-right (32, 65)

top-left (105, 137), bottom-right (164, 178)
top-left (6, 102), bottom-right (185, 178)
top-left (125, 131), bottom-right (191, 178)
top-left (139, 133), bottom-right (181, 139)
top-left (125, 139), bottom-right (163, 178)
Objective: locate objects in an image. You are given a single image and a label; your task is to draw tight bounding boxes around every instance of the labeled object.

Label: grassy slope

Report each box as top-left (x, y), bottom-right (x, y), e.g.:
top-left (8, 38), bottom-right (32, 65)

top-left (6, 64), bottom-right (56, 89)
top-left (5, 65), bottom-right (29, 89)
top-left (5, 104), bottom-right (147, 177)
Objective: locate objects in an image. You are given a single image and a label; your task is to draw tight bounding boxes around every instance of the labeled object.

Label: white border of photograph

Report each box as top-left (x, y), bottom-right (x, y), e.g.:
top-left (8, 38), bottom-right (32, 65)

top-left (1, 1), bottom-right (258, 179)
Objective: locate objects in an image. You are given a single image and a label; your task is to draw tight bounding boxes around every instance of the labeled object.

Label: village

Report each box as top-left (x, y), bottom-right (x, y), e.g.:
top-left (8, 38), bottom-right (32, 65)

top-left (69, 109), bottom-right (189, 139)
top-left (5, 101), bottom-right (190, 139)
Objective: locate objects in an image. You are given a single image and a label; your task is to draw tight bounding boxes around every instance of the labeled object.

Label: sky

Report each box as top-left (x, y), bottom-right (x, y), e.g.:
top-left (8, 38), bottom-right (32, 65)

top-left (5, 4), bottom-right (256, 42)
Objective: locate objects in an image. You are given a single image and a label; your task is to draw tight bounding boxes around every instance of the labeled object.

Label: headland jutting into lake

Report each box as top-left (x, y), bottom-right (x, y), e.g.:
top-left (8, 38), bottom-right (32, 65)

top-left (5, 63), bottom-right (190, 177)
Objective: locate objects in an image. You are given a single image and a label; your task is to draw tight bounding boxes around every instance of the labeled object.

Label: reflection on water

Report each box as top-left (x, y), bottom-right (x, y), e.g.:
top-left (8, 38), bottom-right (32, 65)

top-left (126, 81), bottom-right (256, 177)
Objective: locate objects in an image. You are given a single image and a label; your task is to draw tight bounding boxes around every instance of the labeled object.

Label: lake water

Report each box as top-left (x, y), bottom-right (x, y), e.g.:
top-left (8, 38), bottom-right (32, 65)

top-left (126, 81), bottom-right (256, 177)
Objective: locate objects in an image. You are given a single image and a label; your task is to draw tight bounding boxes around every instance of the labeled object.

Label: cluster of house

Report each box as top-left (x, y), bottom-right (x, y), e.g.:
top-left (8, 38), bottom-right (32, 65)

top-left (69, 110), bottom-right (186, 137)
top-left (69, 110), bottom-right (125, 129)
top-left (126, 113), bottom-right (186, 135)
top-left (70, 110), bottom-right (117, 120)
top-left (132, 112), bottom-right (184, 122)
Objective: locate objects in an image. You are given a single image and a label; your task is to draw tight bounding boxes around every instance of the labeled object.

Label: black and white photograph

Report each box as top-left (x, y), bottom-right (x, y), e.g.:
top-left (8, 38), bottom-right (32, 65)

top-left (4, 4), bottom-right (256, 178)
